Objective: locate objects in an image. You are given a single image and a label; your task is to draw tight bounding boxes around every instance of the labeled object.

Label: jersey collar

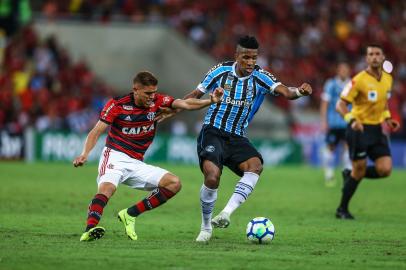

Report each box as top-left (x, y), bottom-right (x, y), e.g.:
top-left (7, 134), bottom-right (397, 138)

top-left (232, 62), bottom-right (252, 80)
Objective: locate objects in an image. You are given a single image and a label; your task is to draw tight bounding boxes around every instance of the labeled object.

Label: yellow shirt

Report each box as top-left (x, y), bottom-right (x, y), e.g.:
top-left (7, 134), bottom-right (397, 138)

top-left (340, 70), bottom-right (392, 124)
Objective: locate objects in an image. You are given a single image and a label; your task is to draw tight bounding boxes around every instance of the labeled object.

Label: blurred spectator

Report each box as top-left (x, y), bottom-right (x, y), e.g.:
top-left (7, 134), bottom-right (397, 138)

top-left (1, 0), bottom-right (405, 136)
top-left (0, 24), bottom-right (114, 133)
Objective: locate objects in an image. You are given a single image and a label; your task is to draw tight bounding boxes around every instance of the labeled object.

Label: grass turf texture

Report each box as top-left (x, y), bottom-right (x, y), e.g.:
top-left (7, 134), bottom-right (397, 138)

top-left (0, 162), bottom-right (405, 270)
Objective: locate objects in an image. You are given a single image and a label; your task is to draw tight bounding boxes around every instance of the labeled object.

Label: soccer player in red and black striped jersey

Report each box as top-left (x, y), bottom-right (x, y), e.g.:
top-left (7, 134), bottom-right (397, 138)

top-left (74, 71), bottom-right (223, 241)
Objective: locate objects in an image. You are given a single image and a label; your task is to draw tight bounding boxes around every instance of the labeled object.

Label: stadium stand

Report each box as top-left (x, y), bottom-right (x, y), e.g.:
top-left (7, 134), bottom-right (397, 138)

top-left (1, 0), bottom-right (405, 138)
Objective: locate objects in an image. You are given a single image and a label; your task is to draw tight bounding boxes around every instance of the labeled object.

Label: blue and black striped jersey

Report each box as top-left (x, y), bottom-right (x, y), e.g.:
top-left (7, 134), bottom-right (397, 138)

top-left (321, 77), bottom-right (350, 129)
top-left (197, 61), bottom-right (281, 136)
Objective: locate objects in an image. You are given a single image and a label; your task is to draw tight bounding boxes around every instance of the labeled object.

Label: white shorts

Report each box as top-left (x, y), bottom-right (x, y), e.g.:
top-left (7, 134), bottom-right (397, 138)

top-left (96, 147), bottom-right (169, 191)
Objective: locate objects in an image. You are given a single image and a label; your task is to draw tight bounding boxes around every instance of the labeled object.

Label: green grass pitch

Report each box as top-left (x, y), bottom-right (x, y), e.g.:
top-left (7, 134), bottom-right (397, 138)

top-left (0, 162), bottom-right (405, 270)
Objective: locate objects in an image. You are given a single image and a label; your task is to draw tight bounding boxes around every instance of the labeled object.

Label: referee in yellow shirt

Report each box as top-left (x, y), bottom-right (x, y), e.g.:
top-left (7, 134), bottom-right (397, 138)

top-left (335, 44), bottom-right (400, 219)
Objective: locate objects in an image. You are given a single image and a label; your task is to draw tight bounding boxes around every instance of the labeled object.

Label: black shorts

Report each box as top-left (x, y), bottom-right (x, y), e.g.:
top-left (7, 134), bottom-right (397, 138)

top-left (325, 128), bottom-right (346, 147)
top-left (346, 124), bottom-right (390, 161)
top-left (197, 125), bottom-right (263, 177)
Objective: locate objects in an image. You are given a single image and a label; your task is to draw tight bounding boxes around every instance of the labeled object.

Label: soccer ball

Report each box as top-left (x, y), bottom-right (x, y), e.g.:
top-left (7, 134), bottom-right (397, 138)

top-left (246, 217), bottom-right (275, 244)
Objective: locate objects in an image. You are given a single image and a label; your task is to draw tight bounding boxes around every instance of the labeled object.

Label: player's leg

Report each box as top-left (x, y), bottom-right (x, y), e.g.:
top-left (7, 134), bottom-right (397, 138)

top-left (337, 158), bottom-right (366, 219)
top-left (80, 183), bottom-right (116, 241)
top-left (364, 129), bottom-right (392, 180)
top-left (80, 147), bottom-right (122, 241)
top-left (323, 144), bottom-right (336, 186)
top-left (371, 156), bottom-right (392, 177)
top-left (213, 138), bottom-right (263, 228)
top-left (125, 172), bottom-right (181, 217)
top-left (342, 142), bottom-right (352, 170)
top-left (323, 129), bottom-right (338, 185)
top-left (195, 125), bottom-right (224, 242)
top-left (196, 160), bottom-right (221, 242)
top-left (118, 162), bottom-right (179, 240)
top-left (336, 127), bottom-right (366, 219)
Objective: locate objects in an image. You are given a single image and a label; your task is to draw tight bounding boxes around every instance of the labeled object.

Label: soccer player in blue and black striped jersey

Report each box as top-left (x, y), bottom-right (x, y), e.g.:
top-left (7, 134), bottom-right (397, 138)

top-left (183, 36), bottom-right (313, 242)
top-left (320, 62), bottom-right (352, 186)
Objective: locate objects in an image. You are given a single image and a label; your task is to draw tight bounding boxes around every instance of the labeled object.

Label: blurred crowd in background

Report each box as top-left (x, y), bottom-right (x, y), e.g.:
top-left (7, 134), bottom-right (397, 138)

top-left (1, 0), bottom-right (405, 138)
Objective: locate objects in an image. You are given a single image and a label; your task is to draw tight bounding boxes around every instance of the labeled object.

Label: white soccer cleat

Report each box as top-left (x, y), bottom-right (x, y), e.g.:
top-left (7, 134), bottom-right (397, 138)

top-left (195, 230), bottom-right (212, 243)
top-left (211, 211), bottom-right (231, 228)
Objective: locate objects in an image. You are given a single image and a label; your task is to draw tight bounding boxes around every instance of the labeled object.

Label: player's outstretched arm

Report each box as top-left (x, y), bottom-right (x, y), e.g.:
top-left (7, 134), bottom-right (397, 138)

top-left (172, 88), bottom-right (224, 111)
top-left (275, 83), bottom-right (312, 100)
top-left (155, 89), bottom-right (206, 122)
top-left (73, 120), bottom-right (109, 167)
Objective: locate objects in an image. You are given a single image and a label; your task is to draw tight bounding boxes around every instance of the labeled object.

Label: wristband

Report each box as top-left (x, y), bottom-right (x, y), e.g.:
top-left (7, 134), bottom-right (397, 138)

top-left (295, 88), bottom-right (303, 97)
top-left (383, 110), bottom-right (391, 119)
top-left (344, 112), bottom-right (354, 123)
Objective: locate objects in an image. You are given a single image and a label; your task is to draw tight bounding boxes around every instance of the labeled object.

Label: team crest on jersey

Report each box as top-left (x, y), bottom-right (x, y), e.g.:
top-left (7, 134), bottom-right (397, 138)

top-left (123, 105), bottom-right (133, 110)
top-left (163, 96), bottom-right (171, 105)
top-left (368, 90), bottom-right (378, 102)
top-left (224, 84), bottom-right (232, 91)
top-left (205, 145), bottom-right (215, 152)
top-left (147, 112), bottom-right (156, 121)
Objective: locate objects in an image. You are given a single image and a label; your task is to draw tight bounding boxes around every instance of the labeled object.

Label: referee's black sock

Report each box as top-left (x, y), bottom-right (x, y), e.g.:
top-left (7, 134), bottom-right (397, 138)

top-left (365, 166), bottom-right (382, 179)
top-left (339, 175), bottom-right (361, 211)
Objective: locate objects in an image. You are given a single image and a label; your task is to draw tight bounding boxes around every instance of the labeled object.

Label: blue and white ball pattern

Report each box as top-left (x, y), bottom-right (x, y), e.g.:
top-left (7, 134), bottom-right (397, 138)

top-left (246, 217), bottom-right (275, 244)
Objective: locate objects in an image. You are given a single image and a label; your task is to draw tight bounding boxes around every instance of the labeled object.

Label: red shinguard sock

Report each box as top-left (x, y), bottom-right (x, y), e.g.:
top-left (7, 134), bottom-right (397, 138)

top-left (85, 193), bottom-right (109, 231)
top-left (127, 187), bottom-right (175, 217)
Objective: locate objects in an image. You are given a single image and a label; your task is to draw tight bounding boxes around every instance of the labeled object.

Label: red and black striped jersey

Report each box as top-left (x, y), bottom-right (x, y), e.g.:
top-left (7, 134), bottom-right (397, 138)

top-left (100, 92), bottom-right (175, 160)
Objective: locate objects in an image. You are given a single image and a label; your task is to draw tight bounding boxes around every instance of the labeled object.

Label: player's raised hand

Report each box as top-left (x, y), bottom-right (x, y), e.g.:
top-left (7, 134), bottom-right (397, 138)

top-left (73, 155), bottom-right (87, 167)
top-left (298, 83), bottom-right (312, 96)
top-left (385, 118), bottom-right (400, 132)
top-left (210, 87), bottom-right (224, 103)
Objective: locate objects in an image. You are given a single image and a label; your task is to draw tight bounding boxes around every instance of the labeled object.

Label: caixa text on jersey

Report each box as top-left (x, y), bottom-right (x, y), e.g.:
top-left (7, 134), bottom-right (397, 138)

top-left (122, 125), bottom-right (154, 135)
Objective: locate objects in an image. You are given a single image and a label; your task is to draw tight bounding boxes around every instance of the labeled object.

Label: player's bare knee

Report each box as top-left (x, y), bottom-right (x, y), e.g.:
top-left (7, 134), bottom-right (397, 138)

top-left (378, 167), bottom-right (391, 177)
top-left (170, 176), bottom-right (182, 193)
top-left (252, 164), bottom-right (263, 175)
top-left (352, 166), bottom-right (366, 180)
top-left (98, 182), bottom-right (116, 198)
top-left (204, 174), bottom-right (220, 189)
top-left (160, 174), bottom-right (181, 193)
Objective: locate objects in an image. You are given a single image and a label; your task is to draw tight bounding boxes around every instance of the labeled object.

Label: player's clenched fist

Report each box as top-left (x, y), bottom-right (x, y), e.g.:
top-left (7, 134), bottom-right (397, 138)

top-left (73, 155), bottom-right (87, 167)
top-left (298, 83), bottom-right (312, 96)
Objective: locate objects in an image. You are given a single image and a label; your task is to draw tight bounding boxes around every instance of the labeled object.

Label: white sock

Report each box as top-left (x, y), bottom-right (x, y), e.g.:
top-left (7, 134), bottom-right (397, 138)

top-left (222, 172), bottom-right (259, 215)
top-left (322, 147), bottom-right (334, 179)
top-left (200, 184), bottom-right (217, 231)
top-left (343, 148), bottom-right (352, 170)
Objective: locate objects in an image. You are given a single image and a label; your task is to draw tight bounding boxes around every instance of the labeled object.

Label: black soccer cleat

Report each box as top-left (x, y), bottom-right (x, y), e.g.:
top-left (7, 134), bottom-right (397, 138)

top-left (335, 208), bottom-right (355, 220)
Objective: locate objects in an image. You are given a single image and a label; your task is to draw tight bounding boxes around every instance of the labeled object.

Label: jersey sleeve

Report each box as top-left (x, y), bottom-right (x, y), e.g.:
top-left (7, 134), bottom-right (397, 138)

top-left (340, 77), bottom-right (359, 103)
top-left (100, 99), bottom-right (119, 124)
top-left (157, 94), bottom-right (175, 108)
top-left (321, 79), bottom-right (333, 102)
top-left (197, 63), bottom-right (227, 94)
top-left (256, 69), bottom-right (281, 95)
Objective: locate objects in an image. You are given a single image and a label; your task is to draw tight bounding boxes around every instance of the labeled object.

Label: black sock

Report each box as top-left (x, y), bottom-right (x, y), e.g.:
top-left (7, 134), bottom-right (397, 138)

top-left (339, 175), bottom-right (361, 211)
top-left (365, 166), bottom-right (381, 179)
